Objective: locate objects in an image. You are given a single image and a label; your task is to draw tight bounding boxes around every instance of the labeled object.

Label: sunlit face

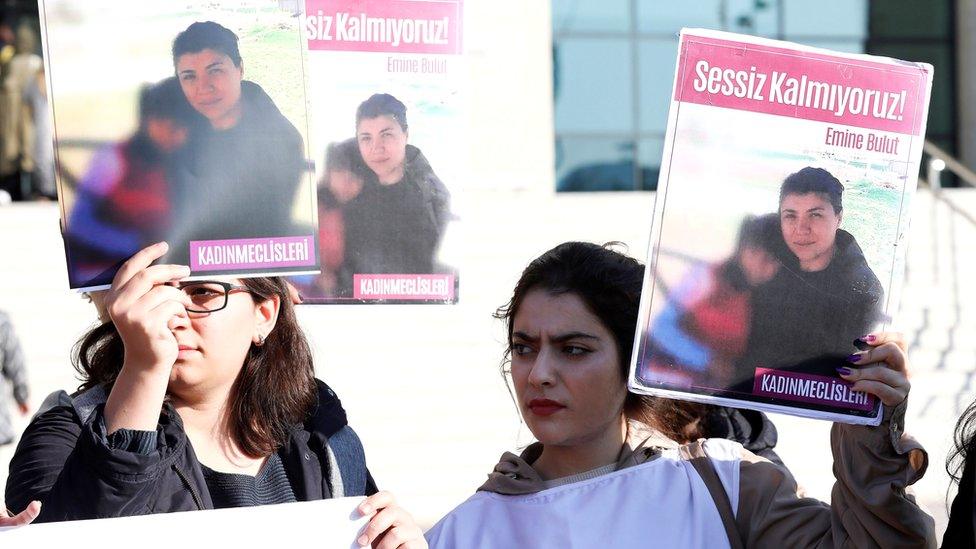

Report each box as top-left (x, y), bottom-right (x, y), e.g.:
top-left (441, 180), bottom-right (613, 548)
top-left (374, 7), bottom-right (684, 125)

top-left (510, 289), bottom-right (628, 448)
top-left (780, 192), bottom-right (842, 272)
top-left (167, 278), bottom-right (277, 399)
top-left (176, 49), bottom-right (243, 130)
top-left (739, 246), bottom-right (780, 286)
top-left (356, 115), bottom-right (407, 185)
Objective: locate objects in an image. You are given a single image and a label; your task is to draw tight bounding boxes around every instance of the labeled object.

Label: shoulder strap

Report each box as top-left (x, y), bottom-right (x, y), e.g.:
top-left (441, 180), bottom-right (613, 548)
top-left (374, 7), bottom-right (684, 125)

top-left (680, 440), bottom-right (746, 549)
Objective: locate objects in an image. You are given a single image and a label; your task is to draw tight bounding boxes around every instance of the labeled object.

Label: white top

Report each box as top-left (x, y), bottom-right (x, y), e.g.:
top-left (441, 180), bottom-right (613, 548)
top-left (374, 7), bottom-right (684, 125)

top-left (426, 439), bottom-right (742, 548)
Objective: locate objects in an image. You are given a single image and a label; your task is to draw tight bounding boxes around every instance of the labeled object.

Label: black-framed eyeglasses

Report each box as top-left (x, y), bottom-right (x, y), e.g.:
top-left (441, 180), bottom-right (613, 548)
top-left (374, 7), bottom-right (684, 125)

top-left (177, 281), bottom-right (253, 313)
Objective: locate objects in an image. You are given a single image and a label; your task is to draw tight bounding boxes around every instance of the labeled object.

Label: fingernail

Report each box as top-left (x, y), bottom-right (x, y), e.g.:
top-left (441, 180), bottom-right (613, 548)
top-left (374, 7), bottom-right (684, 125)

top-left (846, 353), bottom-right (862, 363)
top-left (836, 367), bottom-right (853, 376)
top-left (359, 504), bottom-right (373, 515)
top-left (863, 334), bottom-right (876, 342)
top-left (357, 535), bottom-right (368, 546)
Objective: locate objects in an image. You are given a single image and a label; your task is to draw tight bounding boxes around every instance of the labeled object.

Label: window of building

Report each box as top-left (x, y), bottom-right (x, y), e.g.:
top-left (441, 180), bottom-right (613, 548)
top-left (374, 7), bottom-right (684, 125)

top-left (552, 0), bottom-right (868, 191)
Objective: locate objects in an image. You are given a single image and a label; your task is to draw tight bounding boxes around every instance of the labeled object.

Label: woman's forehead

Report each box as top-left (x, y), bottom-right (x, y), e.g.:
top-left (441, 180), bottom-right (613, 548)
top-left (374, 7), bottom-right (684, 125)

top-left (176, 48), bottom-right (231, 69)
top-left (513, 290), bottom-right (607, 337)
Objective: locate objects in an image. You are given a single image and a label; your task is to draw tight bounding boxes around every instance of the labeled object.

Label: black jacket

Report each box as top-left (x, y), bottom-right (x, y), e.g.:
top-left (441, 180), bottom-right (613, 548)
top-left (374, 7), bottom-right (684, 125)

top-left (340, 139), bottom-right (451, 278)
top-left (5, 380), bottom-right (375, 522)
top-left (734, 214), bottom-right (883, 387)
top-left (943, 453), bottom-right (976, 548)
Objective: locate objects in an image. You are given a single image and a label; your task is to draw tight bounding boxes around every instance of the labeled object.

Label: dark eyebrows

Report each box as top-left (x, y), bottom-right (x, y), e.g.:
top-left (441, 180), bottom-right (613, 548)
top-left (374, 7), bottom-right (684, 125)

top-left (512, 331), bottom-right (599, 343)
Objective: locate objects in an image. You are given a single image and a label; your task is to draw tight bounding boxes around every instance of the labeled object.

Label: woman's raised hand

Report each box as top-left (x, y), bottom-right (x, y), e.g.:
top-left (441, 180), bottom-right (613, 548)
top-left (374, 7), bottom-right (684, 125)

top-left (356, 491), bottom-right (427, 549)
top-left (102, 243), bottom-right (191, 434)
top-left (103, 242), bottom-right (190, 374)
top-left (837, 332), bottom-right (910, 407)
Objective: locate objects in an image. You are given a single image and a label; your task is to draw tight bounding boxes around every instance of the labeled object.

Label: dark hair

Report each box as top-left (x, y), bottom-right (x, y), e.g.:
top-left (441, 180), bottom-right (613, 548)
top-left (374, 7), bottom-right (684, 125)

top-left (355, 93), bottom-right (408, 132)
top-left (495, 242), bottom-right (662, 426)
top-left (172, 21), bottom-right (242, 68)
top-left (138, 78), bottom-right (199, 127)
top-left (324, 142), bottom-right (357, 173)
top-left (779, 166), bottom-right (844, 214)
top-left (72, 277), bottom-right (315, 458)
top-left (735, 215), bottom-right (775, 253)
top-left (948, 401), bottom-right (976, 485)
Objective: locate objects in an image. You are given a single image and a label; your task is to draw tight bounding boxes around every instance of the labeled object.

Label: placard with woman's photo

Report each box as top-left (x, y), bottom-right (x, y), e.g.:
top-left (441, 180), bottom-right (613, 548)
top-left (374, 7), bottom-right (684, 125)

top-left (292, 0), bottom-right (464, 304)
top-left (42, 0), bottom-right (320, 290)
top-left (628, 29), bottom-right (933, 425)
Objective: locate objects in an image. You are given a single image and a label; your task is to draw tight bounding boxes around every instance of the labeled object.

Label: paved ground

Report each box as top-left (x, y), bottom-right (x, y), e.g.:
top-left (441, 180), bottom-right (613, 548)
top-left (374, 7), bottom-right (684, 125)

top-left (1, 186), bottom-right (973, 538)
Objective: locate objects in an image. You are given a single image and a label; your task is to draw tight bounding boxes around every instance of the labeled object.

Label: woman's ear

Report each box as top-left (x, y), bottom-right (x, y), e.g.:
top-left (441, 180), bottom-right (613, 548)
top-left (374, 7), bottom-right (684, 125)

top-left (253, 293), bottom-right (280, 343)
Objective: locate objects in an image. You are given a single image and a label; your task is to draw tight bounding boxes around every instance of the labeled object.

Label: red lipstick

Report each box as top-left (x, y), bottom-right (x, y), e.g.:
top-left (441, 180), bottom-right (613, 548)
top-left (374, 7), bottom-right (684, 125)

top-left (528, 398), bottom-right (565, 417)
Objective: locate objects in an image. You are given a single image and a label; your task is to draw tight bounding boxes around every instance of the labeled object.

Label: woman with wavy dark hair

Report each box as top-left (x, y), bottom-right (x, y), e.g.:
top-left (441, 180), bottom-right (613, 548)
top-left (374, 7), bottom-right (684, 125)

top-left (943, 402), bottom-right (976, 547)
top-left (426, 241), bottom-right (933, 548)
top-left (4, 243), bottom-right (425, 548)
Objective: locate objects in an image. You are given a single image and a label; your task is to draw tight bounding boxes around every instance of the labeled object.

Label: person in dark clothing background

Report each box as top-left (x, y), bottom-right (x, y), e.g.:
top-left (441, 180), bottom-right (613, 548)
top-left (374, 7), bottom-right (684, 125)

top-left (163, 21), bottom-right (310, 266)
top-left (734, 167), bottom-right (883, 390)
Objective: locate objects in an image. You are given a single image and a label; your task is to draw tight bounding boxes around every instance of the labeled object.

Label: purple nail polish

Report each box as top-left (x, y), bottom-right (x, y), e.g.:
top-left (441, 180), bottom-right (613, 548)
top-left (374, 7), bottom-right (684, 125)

top-left (863, 334), bottom-right (876, 342)
top-left (836, 367), bottom-right (853, 376)
top-left (846, 354), bottom-right (861, 363)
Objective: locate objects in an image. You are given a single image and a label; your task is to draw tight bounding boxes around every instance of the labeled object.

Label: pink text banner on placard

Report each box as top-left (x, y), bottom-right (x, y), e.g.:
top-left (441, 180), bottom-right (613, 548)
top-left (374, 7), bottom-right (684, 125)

top-left (674, 34), bottom-right (930, 135)
top-left (303, 0), bottom-right (462, 54)
top-left (753, 367), bottom-right (876, 411)
top-left (190, 236), bottom-right (316, 271)
top-left (353, 274), bottom-right (455, 300)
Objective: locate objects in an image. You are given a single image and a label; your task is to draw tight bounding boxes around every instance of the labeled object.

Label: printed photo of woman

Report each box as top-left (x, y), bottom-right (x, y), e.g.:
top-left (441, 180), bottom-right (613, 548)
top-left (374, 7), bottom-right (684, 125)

top-left (734, 166), bottom-right (884, 390)
top-left (163, 21), bottom-right (311, 266)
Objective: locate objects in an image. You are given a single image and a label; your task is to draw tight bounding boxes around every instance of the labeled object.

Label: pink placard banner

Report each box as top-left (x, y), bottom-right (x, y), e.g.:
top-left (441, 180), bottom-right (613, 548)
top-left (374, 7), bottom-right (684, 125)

top-left (353, 274), bottom-right (455, 300)
top-left (303, 0), bottom-right (462, 54)
top-left (674, 35), bottom-right (929, 135)
top-left (190, 236), bottom-right (316, 271)
top-left (753, 367), bottom-right (876, 411)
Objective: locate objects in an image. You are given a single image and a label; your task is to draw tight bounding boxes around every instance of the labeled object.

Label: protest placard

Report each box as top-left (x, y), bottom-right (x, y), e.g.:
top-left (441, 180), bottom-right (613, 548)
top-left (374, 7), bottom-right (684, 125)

top-left (628, 29), bottom-right (933, 425)
top-left (41, 0), bottom-right (320, 290)
top-left (291, 0), bottom-right (463, 303)
top-left (0, 497), bottom-right (368, 546)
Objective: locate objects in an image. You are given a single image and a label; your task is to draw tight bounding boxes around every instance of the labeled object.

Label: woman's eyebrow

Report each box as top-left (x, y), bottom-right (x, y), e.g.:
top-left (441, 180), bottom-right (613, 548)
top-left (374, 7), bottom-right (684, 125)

top-left (513, 331), bottom-right (598, 343)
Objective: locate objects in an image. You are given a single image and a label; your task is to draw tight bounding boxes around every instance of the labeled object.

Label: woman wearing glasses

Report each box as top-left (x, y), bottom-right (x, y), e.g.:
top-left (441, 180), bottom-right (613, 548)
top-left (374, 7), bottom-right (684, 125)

top-left (4, 243), bottom-right (425, 548)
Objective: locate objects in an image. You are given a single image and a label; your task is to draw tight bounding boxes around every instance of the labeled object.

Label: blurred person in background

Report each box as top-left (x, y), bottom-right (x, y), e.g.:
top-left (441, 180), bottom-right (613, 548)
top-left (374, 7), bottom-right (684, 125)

top-left (22, 65), bottom-right (54, 199)
top-left (0, 308), bottom-right (35, 527)
top-left (0, 21), bottom-right (43, 201)
top-left (426, 242), bottom-right (933, 548)
top-left (66, 78), bottom-right (196, 288)
top-left (0, 309), bottom-right (29, 448)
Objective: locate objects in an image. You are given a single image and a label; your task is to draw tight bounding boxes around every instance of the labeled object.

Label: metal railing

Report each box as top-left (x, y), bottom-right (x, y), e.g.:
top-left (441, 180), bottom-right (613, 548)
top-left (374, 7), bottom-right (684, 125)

top-left (922, 140), bottom-right (976, 227)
